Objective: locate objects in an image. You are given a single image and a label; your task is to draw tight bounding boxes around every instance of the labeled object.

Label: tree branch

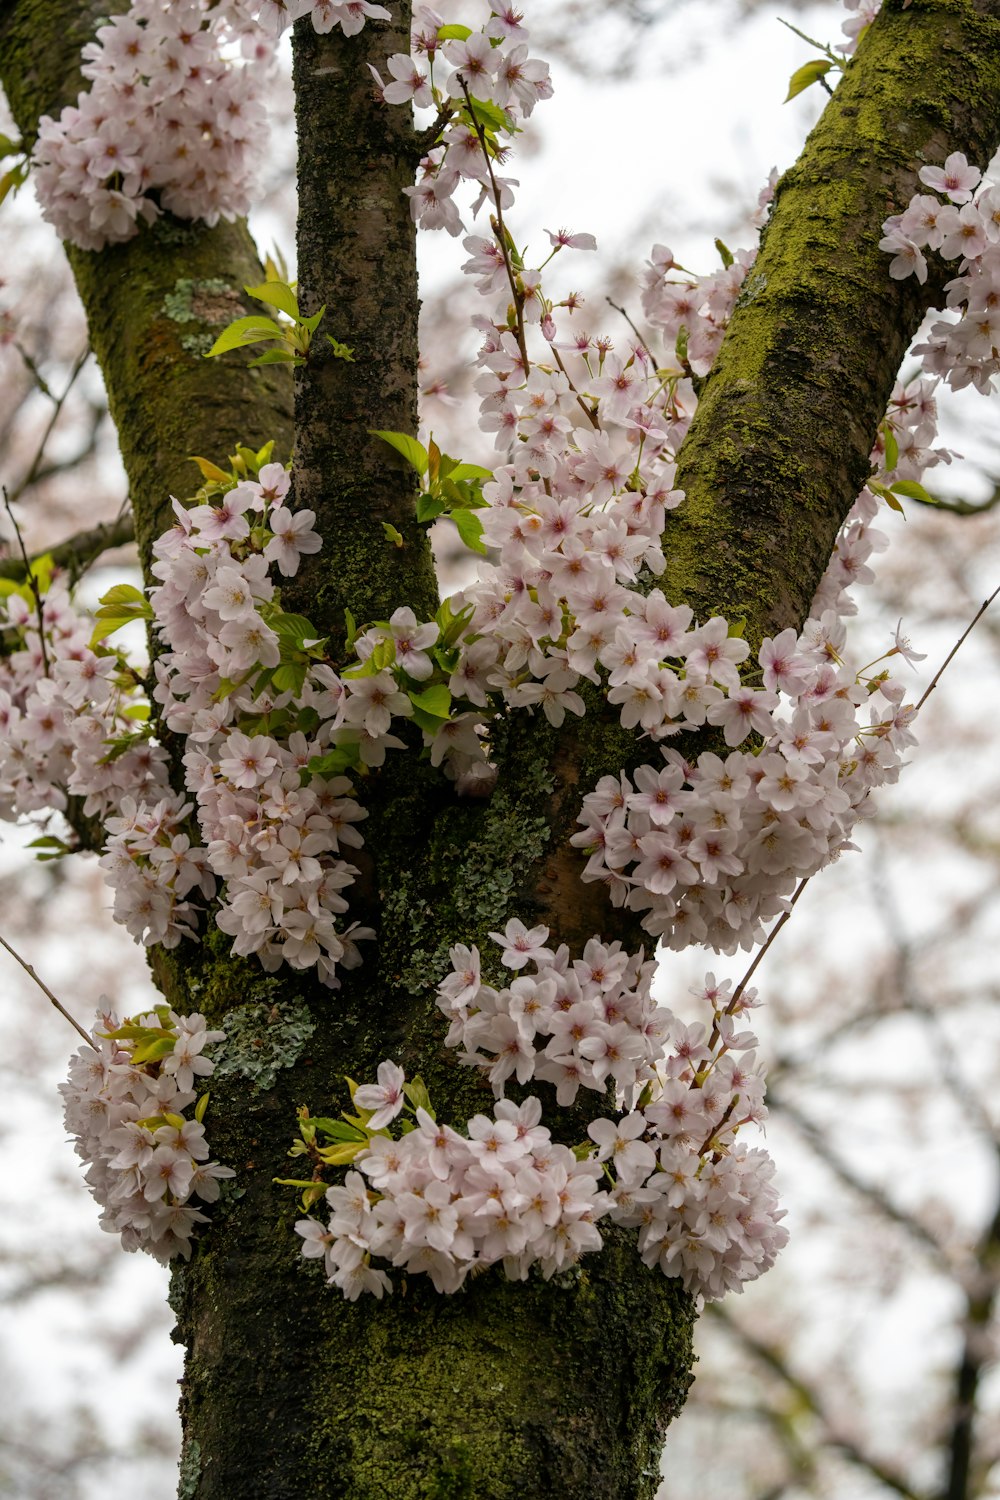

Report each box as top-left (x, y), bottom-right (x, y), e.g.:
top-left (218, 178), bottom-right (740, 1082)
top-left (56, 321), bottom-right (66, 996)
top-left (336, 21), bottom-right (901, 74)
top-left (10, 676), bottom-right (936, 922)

top-left (668, 0), bottom-right (1000, 652)
top-left (707, 1303), bottom-right (927, 1500)
top-left (0, 511), bottom-right (136, 583)
top-left (0, 1), bottom-right (294, 572)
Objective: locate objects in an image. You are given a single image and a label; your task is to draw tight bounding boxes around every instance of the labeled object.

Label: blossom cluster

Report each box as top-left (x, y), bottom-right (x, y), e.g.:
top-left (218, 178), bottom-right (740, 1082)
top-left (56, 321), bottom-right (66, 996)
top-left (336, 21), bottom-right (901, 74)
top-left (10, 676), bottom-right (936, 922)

top-left (571, 584), bottom-right (921, 955)
top-left (295, 954), bottom-right (786, 1301)
top-left (0, 580), bottom-right (170, 824)
top-left (60, 1006), bottom-right (233, 1262)
top-left (437, 923), bottom-right (670, 1105)
top-left (438, 933), bottom-right (786, 1298)
top-left (295, 1094), bottom-right (609, 1298)
top-left (370, 6), bottom-right (553, 239)
top-left (880, 152), bottom-right (1000, 394)
top-left (30, 0), bottom-right (391, 250)
top-left (32, 0), bottom-right (277, 250)
top-left (107, 460), bottom-right (379, 983)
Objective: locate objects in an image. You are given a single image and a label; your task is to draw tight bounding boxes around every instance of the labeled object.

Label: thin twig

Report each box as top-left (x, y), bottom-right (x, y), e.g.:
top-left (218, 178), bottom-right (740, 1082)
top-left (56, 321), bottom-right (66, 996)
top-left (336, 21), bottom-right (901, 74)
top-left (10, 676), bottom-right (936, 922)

top-left (0, 931), bottom-right (95, 1047)
top-left (729, 878), bottom-right (809, 1015)
top-left (549, 342), bottom-right (599, 429)
top-left (412, 99), bottom-right (455, 160)
top-left (460, 80), bottom-right (530, 376)
top-left (917, 583), bottom-right (1000, 711)
top-left (707, 1304), bottom-right (926, 1500)
top-left (0, 507), bottom-right (136, 585)
top-left (911, 486), bottom-right (1000, 517)
top-left (2, 485), bottom-right (50, 676)
top-left (7, 345), bottom-right (90, 505)
top-left (12, 339), bottom-right (54, 400)
top-left (606, 297), bottom-right (652, 357)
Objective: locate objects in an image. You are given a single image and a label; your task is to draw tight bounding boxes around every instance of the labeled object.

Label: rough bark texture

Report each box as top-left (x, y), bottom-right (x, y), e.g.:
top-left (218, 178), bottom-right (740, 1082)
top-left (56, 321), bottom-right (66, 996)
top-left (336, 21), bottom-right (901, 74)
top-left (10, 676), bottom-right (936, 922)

top-left (289, 10), bottom-right (439, 638)
top-left (668, 0), bottom-right (1000, 648)
top-left (0, 0), bottom-right (294, 567)
top-left (5, 0), bottom-right (1000, 1495)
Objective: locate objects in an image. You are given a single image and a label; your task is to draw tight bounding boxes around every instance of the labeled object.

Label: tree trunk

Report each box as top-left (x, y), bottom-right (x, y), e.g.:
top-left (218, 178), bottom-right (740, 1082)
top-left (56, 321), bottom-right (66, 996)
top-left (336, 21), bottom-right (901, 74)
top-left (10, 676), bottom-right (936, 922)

top-left (4, 0), bottom-right (1000, 1495)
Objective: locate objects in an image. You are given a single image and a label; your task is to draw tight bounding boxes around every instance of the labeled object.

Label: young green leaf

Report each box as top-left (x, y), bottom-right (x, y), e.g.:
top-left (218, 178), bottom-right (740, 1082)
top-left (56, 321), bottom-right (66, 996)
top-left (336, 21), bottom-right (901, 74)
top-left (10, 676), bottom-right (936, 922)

top-left (326, 335), bottom-right (356, 361)
top-left (206, 316), bottom-right (286, 358)
top-left (452, 508), bottom-right (487, 555)
top-left (890, 480), bottom-right (938, 505)
top-left (244, 279), bottom-right (300, 320)
top-left (784, 57), bottom-right (832, 102)
top-left (410, 683), bottom-right (452, 719)
top-left (371, 429), bottom-right (429, 476)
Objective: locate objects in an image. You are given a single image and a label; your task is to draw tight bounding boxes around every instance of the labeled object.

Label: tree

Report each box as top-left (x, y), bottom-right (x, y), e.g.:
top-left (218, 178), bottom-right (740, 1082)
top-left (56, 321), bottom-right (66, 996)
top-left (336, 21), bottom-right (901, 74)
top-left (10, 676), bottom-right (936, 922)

top-left (1, 1), bottom-right (999, 1496)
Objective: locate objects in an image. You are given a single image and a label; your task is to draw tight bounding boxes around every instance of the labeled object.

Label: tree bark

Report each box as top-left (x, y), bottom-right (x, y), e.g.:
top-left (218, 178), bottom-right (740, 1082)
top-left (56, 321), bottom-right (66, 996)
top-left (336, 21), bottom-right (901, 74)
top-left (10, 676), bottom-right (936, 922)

top-left (4, 0), bottom-right (1000, 1496)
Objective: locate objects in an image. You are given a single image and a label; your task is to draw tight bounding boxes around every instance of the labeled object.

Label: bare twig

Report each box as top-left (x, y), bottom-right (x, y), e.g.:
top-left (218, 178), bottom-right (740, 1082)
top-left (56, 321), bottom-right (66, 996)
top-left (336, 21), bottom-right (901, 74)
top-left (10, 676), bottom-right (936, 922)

top-left (910, 484), bottom-right (1000, 517)
top-left (767, 1084), bottom-right (953, 1273)
top-left (0, 931), bottom-right (95, 1047)
top-left (606, 297), bottom-right (652, 356)
top-left (0, 508), bottom-right (135, 585)
top-left (707, 1303), bottom-right (926, 1500)
top-left (7, 345), bottom-right (90, 505)
top-left (2, 485), bottom-right (50, 676)
top-left (917, 584), bottom-right (1000, 711)
top-left (412, 99), bottom-right (455, 159)
top-left (460, 81), bottom-right (530, 376)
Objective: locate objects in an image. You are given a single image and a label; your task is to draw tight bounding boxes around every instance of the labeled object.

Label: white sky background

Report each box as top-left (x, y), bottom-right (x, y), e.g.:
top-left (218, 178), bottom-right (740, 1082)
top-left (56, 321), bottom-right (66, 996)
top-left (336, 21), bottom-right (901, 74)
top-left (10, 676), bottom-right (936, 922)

top-left (1, 2), bottom-right (999, 1497)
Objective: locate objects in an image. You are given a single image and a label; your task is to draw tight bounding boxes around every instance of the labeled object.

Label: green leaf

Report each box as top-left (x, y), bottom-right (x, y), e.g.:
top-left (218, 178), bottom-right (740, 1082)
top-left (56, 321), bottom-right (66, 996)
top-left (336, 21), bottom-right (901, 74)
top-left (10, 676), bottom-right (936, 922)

top-left (409, 683), bottom-right (452, 719)
top-left (317, 1141), bottom-right (367, 1166)
top-left (310, 1119), bottom-right (368, 1142)
top-left (437, 22), bottom-right (473, 39)
top-left (249, 348), bottom-right (301, 367)
top-left (205, 316), bottom-right (286, 357)
top-left (882, 490), bottom-right (906, 515)
top-left (452, 508), bottom-right (487, 555)
top-left (435, 596), bottom-right (475, 647)
top-left (382, 522), bottom-right (405, 548)
top-left (714, 238), bottom-right (734, 269)
top-left (195, 1092), bottom-right (210, 1124)
top-left (96, 582), bottom-right (152, 616)
top-left (98, 728), bottom-right (151, 764)
top-left (416, 493), bottom-right (448, 524)
top-left (326, 335), bottom-right (356, 362)
top-left (890, 480), bottom-right (938, 505)
top-left (122, 703), bottom-right (150, 721)
top-left (272, 662), bottom-right (308, 695)
top-left (190, 455), bottom-right (232, 484)
top-left (90, 618), bottom-right (141, 650)
top-left (244, 279), bottom-right (299, 320)
top-left (784, 57), bottom-right (832, 102)
top-left (441, 477), bottom-right (486, 510)
top-left (403, 1076), bottom-right (434, 1117)
top-left (27, 834), bottom-right (71, 862)
top-left (371, 429), bottom-right (428, 476)
top-left (0, 161), bottom-right (28, 208)
top-left (306, 746), bottom-right (360, 779)
top-left (448, 462), bottom-right (493, 482)
top-left (882, 424), bottom-right (899, 473)
top-left (131, 1036), bottom-right (177, 1066)
top-left (268, 611), bottom-right (322, 649)
top-left (461, 95), bottom-right (515, 136)
top-left (298, 305), bottom-right (327, 336)
top-left (0, 134), bottom-right (22, 161)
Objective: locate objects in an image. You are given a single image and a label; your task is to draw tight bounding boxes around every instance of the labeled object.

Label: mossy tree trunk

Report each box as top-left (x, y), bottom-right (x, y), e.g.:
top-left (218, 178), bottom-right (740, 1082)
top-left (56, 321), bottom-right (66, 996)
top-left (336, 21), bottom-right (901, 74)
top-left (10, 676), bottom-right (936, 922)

top-left (3, 0), bottom-right (1000, 1496)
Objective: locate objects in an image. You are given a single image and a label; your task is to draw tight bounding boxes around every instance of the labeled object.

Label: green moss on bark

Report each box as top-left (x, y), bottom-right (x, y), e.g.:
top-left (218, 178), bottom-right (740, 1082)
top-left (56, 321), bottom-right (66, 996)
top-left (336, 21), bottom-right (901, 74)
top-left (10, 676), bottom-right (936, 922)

top-left (669, 0), bottom-right (1000, 649)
